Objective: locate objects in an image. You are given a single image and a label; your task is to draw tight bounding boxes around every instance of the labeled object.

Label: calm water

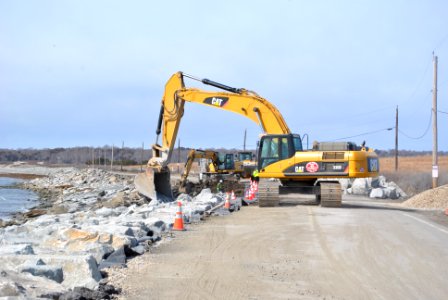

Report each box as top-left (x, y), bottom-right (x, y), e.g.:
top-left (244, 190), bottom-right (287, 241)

top-left (0, 177), bottom-right (39, 220)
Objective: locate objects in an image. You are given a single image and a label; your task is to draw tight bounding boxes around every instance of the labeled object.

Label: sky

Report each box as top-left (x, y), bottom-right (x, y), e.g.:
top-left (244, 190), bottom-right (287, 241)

top-left (1, 0), bottom-right (448, 151)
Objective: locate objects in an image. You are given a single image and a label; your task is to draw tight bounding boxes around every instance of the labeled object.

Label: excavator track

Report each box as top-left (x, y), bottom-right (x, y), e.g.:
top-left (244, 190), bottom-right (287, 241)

top-left (316, 182), bottom-right (342, 207)
top-left (258, 180), bottom-right (279, 207)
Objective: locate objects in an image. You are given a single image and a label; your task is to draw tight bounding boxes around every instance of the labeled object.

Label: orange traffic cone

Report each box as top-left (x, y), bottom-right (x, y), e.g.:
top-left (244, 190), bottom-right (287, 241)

top-left (244, 188), bottom-right (249, 200)
top-left (248, 186), bottom-right (254, 200)
top-left (173, 201), bottom-right (185, 231)
top-left (253, 181), bottom-right (258, 193)
top-left (231, 190), bottom-right (236, 201)
top-left (224, 192), bottom-right (231, 209)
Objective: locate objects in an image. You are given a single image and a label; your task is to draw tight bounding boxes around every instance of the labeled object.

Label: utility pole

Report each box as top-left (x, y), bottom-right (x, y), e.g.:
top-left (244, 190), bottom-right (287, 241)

top-left (111, 144), bottom-right (114, 170)
top-left (141, 142), bottom-right (144, 172)
top-left (432, 54), bottom-right (439, 188)
top-left (243, 129), bottom-right (247, 151)
top-left (395, 106), bottom-right (398, 171)
top-left (121, 141), bottom-right (124, 171)
top-left (92, 147), bottom-right (95, 169)
top-left (177, 139), bottom-right (181, 174)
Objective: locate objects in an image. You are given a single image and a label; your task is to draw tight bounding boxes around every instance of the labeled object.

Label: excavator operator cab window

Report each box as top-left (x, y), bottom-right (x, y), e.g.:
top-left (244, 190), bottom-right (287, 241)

top-left (238, 152), bottom-right (252, 161)
top-left (293, 135), bottom-right (303, 152)
top-left (259, 135), bottom-right (295, 169)
top-left (218, 153), bottom-right (235, 170)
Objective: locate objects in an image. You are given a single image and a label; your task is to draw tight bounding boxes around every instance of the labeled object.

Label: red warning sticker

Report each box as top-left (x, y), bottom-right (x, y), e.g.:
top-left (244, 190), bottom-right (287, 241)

top-left (305, 162), bottom-right (319, 173)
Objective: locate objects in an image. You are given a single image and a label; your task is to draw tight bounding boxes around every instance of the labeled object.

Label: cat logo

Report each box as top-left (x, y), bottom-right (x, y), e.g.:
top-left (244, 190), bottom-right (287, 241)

top-left (203, 97), bottom-right (229, 107)
top-left (305, 162), bottom-right (319, 173)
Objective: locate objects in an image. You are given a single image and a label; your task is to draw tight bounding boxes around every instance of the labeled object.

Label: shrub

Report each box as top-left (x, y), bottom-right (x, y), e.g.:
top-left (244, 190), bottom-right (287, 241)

top-left (381, 171), bottom-right (448, 196)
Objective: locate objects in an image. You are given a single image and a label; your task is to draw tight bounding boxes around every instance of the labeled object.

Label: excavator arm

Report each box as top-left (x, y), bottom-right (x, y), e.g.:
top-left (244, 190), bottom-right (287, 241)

top-left (154, 72), bottom-right (290, 165)
top-left (136, 71), bottom-right (289, 200)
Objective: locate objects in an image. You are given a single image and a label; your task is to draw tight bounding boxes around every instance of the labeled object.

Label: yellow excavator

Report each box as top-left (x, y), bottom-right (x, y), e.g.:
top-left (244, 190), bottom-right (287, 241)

top-left (179, 149), bottom-right (220, 188)
top-left (135, 72), bottom-right (379, 206)
top-left (178, 149), bottom-right (243, 193)
top-left (234, 151), bottom-right (257, 178)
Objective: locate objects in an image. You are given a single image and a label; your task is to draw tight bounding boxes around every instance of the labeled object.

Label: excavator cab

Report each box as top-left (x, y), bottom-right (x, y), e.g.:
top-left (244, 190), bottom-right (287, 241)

top-left (237, 152), bottom-right (253, 161)
top-left (258, 134), bottom-right (302, 170)
top-left (218, 153), bottom-right (235, 171)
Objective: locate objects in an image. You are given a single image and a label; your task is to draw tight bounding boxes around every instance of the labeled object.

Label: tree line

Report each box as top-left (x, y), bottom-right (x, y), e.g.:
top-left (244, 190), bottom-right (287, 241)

top-left (375, 149), bottom-right (448, 157)
top-left (0, 146), bottom-right (254, 165)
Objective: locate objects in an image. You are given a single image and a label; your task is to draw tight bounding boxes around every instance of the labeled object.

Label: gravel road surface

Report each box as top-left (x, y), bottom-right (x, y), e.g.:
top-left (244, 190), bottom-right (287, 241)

top-left (108, 197), bottom-right (448, 299)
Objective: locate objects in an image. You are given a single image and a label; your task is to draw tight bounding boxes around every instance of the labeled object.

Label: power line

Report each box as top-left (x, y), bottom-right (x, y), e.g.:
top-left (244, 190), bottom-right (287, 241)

top-left (328, 127), bottom-right (394, 142)
top-left (401, 56), bottom-right (432, 104)
top-left (297, 107), bottom-right (394, 128)
top-left (398, 109), bottom-right (432, 140)
top-left (438, 110), bottom-right (448, 115)
top-left (434, 32), bottom-right (448, 51)
top-left (348, 105), bottom-right (396, 118)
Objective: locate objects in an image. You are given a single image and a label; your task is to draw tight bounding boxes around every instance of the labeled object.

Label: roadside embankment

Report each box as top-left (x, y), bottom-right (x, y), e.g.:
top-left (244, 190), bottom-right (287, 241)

top-left (0, 165), bottom-right (231, 298)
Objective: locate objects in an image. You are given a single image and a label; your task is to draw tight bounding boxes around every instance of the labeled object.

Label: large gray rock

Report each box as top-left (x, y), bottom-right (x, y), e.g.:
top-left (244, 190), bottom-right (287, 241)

top-left (0, 254), bottom-right (102, 289)
top-left (0, 281), bottom-right (24, 297)
top-left (41, 226), bottom-right (137, 253)
top-left (44, 255), bottom-right (102, 289)
top-left (144, 219), bottom-right (166, 239)
top-left (369, 188), bottom-right (386, 199)
top-left (0, 244), bottom-right (35, 255)
top-left (338, 179), bottom-right (351, 191)
top-left (98, 246), bottom-right (127, 270)
top-left (1, 223), bottom-right (59, 246)
top-left (102, 191), bottom-right (126, 208)
top-left (70, 243), bottom-right (115, 263)
top-left (194, 188), bottom-right (214, 203)
top-left (384, 187), bottom-right (399, 199)
top-left (95, 207), bottom-right (118, 218)
top-left (386, 181), bottom-right (407, 198)
top-left (371, 176), bottom-right (387, 188)
top-left (123, 226), bottom-right (147, 238)
top-left (21, 265), bottom-right (63, 283)
top-left (351, 178), bottom-right (369, 195)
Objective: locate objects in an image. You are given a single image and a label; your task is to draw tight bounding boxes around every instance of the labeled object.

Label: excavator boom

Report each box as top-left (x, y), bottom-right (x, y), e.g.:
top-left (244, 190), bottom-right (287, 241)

top-left (158, 72), bottom-right (290, 155)
top-left (136, 72), bottom-right (291, 200)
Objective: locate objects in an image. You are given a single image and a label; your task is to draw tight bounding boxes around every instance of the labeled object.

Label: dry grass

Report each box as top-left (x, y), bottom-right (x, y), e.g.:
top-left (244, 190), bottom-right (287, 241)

top-left (380, 155), bottom-right (448, 173)
top-left (380, 155), bottom-right (448, 196)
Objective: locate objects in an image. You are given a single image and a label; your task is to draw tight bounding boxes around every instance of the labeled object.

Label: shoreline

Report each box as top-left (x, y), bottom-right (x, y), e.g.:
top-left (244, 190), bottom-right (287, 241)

top-left (0, 164), bottom-right (230, 299)
top-left (0, 177), bottom-right (41, 224)
top-left (0, 175), bottom-right (60, 227)
top-left (0, 173), bottom-right (47, 180)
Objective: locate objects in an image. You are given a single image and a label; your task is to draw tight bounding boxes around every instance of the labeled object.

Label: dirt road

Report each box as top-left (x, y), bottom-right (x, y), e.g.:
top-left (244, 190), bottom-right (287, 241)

top-left (109, 197), bottom-right (448, 299)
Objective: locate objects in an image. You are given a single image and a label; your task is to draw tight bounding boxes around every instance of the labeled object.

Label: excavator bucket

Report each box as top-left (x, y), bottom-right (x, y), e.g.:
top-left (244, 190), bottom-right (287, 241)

top-left (134, 168), bottom-right (174, 201)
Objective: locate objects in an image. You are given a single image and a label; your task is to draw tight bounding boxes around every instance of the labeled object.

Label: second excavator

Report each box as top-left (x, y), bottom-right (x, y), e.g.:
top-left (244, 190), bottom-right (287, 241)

top-left (135, 72), bottom-right (379, 207)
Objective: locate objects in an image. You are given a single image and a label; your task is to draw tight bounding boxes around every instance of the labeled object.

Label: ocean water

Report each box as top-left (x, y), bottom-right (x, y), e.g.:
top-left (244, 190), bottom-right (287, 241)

top-left (0, 177), bottom-right (39, 220)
